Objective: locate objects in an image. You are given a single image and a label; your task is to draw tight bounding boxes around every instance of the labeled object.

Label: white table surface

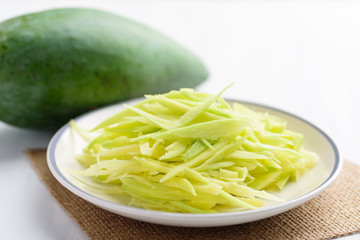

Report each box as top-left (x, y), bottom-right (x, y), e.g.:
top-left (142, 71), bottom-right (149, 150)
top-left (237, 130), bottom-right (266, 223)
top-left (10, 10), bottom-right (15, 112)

top-left (1, 1), bottom-right (359, 239)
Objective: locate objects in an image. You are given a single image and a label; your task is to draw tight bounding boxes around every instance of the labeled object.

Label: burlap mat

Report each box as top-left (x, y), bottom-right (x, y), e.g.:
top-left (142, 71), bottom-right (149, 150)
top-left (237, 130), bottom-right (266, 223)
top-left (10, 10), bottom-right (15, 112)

top-left (26, 149), bottom-right (360, 240)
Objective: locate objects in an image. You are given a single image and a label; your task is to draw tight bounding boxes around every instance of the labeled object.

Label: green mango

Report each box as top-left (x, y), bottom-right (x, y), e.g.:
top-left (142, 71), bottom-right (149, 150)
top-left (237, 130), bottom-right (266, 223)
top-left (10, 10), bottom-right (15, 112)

top-left (0, 8), bottom-right (208, 130)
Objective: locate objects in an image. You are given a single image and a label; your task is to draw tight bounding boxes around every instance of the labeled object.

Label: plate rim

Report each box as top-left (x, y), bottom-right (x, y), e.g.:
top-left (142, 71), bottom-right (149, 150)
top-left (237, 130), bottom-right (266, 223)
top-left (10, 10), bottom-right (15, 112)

top-left (47, 98), bottom-right (342, 226)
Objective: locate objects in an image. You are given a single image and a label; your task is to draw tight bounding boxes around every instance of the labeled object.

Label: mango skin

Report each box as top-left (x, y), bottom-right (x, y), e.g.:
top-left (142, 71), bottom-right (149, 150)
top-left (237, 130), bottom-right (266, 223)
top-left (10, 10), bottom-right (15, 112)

top-left (0, 8), bottom-right (208, 130)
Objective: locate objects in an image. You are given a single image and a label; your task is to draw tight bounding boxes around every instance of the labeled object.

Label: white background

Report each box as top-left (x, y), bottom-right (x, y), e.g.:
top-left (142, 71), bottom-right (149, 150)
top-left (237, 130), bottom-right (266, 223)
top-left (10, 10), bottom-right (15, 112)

top-left (0, 0), bottom-right (359, 239)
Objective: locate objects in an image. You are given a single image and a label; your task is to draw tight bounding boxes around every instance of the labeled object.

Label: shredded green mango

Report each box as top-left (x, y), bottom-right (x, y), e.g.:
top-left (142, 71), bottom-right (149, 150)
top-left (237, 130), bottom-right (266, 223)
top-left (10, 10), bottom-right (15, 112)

top-left (71, 86), bottom-right (318, 213)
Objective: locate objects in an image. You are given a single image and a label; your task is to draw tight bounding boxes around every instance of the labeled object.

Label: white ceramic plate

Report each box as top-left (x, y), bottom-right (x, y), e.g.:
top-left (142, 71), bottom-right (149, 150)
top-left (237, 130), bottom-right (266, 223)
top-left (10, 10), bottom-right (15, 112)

top-left (47, 99), bottom-right (342, 227)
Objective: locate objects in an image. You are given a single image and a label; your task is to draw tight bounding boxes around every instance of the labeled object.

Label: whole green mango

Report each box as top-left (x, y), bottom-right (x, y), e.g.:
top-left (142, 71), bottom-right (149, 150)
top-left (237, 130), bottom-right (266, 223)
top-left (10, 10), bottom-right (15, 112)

top-left (0, 8), bottom-right (208, 130)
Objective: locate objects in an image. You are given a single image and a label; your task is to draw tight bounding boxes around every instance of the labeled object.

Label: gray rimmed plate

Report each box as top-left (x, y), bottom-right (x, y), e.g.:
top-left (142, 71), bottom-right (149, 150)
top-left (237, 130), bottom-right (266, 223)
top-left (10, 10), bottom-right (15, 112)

top-left (47, 99), bottom-right (342, 227)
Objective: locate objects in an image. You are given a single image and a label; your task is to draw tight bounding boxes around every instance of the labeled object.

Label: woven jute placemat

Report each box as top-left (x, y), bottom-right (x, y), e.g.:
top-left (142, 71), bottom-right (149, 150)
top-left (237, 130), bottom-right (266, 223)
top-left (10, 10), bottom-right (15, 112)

top-left (26, 149), bottom-right (360, 240)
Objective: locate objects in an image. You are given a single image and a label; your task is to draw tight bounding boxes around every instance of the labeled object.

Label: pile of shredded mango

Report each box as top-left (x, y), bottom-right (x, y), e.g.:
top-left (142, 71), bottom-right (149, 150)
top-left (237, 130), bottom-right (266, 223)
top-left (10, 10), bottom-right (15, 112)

top-left (71, 87), bottom-right (318, 213)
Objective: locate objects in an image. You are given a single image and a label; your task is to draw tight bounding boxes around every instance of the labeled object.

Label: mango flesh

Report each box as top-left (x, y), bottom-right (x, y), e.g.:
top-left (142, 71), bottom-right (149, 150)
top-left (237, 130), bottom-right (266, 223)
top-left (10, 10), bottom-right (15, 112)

top-left (72, 88), bottom-right (318, 213)
top-left (0, 8), bottom-right (208, 130)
